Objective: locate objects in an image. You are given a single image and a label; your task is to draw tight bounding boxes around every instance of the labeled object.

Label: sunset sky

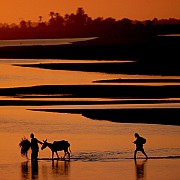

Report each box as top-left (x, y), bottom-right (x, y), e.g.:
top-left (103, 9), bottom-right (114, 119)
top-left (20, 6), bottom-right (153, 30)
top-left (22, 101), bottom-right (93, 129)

top-left (0, 0), bottom-right (180, 24)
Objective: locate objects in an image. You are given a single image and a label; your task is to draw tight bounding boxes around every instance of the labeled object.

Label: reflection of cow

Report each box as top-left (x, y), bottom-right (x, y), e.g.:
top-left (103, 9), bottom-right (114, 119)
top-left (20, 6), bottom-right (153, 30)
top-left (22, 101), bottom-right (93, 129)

top-left (41, 139), bottom-right (71, 160)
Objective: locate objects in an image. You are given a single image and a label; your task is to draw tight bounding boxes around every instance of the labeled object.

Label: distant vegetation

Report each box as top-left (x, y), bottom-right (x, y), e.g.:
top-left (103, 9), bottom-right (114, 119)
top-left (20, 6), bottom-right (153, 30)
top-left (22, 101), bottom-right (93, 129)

top-left (0, 8), bottom-right (180, 39)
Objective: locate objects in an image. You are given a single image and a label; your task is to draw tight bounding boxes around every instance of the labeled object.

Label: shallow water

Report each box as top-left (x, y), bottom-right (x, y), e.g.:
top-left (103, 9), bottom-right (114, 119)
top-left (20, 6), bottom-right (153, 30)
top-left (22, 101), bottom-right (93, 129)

top-left (0, 59), bottom-right (122, 88)
top-left (0, 106), bottom-right (180, 179)
top-left (0, 37), bottom-right (96, 47)
top-left (0, 58), bottom-right (180, 179)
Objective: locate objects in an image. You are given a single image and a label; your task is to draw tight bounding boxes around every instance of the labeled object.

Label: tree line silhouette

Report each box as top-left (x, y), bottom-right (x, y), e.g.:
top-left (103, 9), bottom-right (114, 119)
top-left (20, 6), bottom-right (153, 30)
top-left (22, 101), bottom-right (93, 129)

top-left (0, 8), bottom-right (180, 40)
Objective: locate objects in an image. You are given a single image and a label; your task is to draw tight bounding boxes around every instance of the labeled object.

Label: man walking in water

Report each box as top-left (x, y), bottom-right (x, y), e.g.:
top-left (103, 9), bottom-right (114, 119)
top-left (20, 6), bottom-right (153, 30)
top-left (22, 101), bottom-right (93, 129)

top-left (133, 133), bottom-right (148, 159)
top-left (30, 133), bottom-right (42, 161)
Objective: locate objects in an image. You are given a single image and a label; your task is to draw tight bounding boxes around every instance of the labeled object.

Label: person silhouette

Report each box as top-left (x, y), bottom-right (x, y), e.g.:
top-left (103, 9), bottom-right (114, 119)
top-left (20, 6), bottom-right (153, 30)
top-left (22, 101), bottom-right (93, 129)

top-left (30, 133), bottom-right (42, 161)
top-left (133, 133), bottom-right (148, 159)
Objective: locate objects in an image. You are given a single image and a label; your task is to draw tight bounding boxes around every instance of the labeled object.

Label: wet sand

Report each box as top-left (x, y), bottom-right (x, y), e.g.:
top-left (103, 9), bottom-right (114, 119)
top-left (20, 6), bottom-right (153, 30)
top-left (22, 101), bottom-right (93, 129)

top-left (1, 84), bottom-right (180, 98)
top-left (27, 108), bottom-right (180, 126)
top-left (15, 59), bottom-right (180, 76)
top-left (1, 99), bottom-right (180, 106)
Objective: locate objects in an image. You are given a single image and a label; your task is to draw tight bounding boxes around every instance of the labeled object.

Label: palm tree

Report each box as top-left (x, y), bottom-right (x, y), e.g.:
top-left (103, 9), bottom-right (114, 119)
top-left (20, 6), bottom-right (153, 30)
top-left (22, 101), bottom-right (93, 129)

top-left (49, 12), bottom-right (55, 19)
top-left (76, 7), bottom-right (85, 16)
top-left (20, 20), bottom-right (27, 29)
top-left (27, 20), bottom-right (32, 28)
top-left (39, 16), bottom-right (43, 22)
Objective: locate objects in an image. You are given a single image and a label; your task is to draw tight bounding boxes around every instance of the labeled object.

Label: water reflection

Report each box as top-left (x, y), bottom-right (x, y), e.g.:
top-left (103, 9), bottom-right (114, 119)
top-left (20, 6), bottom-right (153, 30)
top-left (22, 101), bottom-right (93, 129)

top-left (134, 159), bottom-right (147, 180)
top-left (52, 160), bottom-right (70, 175)
top-left (21, 161), bottom-right (29, 180)
top-left (31, 161), bottom-right (39, 179)
top-left (21, 161), bottom-right (39, 179)
top-left (21, 160), bottom-right (70, 179)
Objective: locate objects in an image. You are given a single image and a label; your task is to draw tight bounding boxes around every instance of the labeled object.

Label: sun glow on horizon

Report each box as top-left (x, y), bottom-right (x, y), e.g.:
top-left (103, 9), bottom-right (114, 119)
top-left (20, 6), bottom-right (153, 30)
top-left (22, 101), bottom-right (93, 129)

top-left (0, 0), bottom-right (180, 24)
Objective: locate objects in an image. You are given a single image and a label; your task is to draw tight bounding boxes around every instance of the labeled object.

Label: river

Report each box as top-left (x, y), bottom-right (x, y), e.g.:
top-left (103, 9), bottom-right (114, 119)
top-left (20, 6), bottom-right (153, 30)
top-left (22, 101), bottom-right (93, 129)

top-left (0, 43), bottom-right (180, 179)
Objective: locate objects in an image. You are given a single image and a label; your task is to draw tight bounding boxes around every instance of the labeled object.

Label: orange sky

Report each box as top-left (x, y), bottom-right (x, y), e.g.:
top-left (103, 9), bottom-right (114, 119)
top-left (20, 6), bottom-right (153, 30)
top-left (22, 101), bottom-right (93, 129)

top-left (0, 0), bottom-right (180, 24)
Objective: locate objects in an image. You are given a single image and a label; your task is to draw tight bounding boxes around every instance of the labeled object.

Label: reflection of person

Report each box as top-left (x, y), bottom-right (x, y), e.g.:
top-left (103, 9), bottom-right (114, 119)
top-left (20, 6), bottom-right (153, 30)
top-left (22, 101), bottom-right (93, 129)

top-left (134, 159), bottom-right (147, 180)
top-left (31, 160), bottom-right (39, 179)
top-left (30, 133), bottom-right (42, 161)
top-left (133, 133), bottom-right (148, 159)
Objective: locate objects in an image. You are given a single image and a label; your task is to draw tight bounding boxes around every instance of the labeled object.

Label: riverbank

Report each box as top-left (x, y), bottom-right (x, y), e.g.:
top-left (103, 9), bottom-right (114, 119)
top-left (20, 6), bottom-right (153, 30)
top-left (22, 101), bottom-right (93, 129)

top-left (1, 84), bottom-right (180, 98)
top-left (0, 36), bottom-right (179, 62)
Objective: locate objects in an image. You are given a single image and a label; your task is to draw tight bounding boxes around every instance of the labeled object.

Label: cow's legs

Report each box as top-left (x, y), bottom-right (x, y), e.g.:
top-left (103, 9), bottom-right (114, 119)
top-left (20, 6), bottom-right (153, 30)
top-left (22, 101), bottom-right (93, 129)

top-left (63, 149), bottom-right (70, 160)
top-left (62, 150), bottom-right (66, 159)
top-left (63, 150), bottom-right (68, 159)
top-left (55, 151), bottom-right (60, 159)
top-left (67, 151), bottom-right (70, 159)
